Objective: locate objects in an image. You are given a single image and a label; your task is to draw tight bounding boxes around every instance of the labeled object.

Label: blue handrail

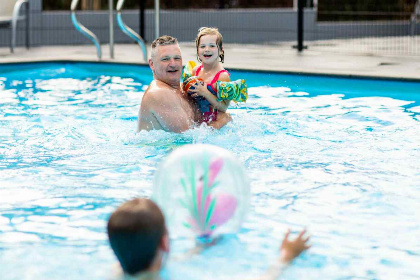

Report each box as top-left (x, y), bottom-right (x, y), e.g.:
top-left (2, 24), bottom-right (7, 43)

top-left (71, 0), bottom-right (102, 60)
top-left (116, 0), bottom-right (148, 62)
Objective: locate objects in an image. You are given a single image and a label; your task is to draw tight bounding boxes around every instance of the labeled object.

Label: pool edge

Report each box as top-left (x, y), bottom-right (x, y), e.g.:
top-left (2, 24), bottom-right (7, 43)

top-left (0, 59), bottom-right (419, 83)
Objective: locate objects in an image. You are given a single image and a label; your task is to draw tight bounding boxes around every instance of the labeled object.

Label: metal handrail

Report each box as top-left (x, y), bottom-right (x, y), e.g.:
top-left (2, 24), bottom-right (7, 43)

top-left (116, 0), bottom-right (147, 62)
top-left (71, 0), bottom-right (102, 60)
top-left (11, 0), bottom-right (29, 53)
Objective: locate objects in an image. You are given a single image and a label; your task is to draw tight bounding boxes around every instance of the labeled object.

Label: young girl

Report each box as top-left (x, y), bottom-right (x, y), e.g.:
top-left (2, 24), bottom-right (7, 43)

top-left (183, 27), bottom-right (247, 123)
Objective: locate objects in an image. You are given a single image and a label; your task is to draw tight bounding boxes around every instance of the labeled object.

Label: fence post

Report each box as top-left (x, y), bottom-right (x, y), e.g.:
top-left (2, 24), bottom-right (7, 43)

top-left (139, 0), bottom-right (145, 41)
top-left (155, 0), bottom-right (160, 39)
top-left (293, 0), bottom-right (307, 51)
top-left (109, 0), bottom-right (114, 58)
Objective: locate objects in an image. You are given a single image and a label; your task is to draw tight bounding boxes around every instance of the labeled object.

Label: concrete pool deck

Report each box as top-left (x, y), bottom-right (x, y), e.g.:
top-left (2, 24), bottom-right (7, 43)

top-left (0, 39), bottom-right (419, 80)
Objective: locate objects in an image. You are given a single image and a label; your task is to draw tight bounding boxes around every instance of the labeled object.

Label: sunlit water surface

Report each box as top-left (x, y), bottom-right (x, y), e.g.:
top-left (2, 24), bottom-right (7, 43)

top-left (0, 62), bottom-right (419, 280)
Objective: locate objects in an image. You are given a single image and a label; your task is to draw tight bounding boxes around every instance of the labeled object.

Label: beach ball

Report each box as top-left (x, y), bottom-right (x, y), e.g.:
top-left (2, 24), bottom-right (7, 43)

top-left (183, 76), bottom-right (204, 95)
top-left (152, 144), bottom-right (250, 240)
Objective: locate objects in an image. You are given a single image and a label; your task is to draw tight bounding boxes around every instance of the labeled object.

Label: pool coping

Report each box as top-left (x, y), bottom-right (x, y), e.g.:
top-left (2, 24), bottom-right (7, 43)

top-left (1, 59), bottom-right (419, 83)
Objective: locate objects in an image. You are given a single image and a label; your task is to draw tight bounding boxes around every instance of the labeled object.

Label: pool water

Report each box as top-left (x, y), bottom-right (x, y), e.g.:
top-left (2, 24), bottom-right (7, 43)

top-left (0, 62), bottom-right (419, 280)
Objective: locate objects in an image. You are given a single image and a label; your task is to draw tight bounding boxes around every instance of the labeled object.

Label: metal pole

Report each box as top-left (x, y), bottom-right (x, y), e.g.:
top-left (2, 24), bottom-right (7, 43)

top-left (109, 0), bottom-right (114, 58)
top-left (26, 1), bottom-right (29, 49)
top-left (140, 0), bottom-right (145, 40)
top-left (155, 0), bottom-right (159, 39)
top-left (297, 0), bottom-right (304, 52)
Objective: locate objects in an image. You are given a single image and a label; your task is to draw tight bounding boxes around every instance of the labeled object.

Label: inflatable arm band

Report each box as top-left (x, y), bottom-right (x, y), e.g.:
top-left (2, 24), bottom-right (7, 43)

top-left (182, 61), bottom-right (197, 81)
top-left (182, 61), bottom-right (248, 103)
top-left (216, 79), bottom-right (248, 103)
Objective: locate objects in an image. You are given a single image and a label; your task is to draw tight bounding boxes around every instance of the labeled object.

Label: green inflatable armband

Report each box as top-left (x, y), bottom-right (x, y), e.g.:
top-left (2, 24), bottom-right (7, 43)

top-left (216, 79), bottom-right (248, 103)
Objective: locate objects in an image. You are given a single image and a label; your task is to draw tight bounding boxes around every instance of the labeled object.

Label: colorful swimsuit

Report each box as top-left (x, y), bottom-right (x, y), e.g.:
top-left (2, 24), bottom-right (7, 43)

top-left (182, 61), bottom-right (248, 124)
top-left (195, 65), bottom-right (230, 123)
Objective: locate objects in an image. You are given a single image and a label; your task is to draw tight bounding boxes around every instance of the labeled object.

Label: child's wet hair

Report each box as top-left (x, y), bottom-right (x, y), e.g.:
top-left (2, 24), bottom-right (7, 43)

top-left (195, 27), bottom-right (224, 63)
top-left (107, 198), bottom-right (166, 275)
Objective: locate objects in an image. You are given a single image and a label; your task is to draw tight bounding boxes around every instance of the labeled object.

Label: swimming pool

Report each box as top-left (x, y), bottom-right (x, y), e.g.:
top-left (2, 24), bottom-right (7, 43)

top-left (0, 62), bottom-right (419, 279)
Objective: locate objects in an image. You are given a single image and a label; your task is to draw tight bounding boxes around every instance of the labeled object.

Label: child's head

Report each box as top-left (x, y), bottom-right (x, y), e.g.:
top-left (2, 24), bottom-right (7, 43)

top-left (107, 198), bottom-right (168, 275)
top-left (195, 27), bottom-right (224, 63)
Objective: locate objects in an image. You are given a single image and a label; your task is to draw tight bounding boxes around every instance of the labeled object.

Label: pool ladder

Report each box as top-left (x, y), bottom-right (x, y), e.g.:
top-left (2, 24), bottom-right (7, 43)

top-left (116, 0), bottom-right (147, 62)
top-left (70, 0), bottom-right (147, 61)
top-left (71, 0), bottom-right (102, 60)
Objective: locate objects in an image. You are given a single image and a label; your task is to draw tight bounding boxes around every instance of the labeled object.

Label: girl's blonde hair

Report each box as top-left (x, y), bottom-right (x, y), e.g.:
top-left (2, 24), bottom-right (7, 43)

top-left (195, 27), bottom-right (224, 63)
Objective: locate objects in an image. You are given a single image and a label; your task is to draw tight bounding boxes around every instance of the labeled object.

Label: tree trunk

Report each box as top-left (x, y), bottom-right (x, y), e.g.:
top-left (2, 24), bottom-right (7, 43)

top-left (81, 0), bottom-right (101, 10)
top-left (93, 0), bottom-right (102, 10)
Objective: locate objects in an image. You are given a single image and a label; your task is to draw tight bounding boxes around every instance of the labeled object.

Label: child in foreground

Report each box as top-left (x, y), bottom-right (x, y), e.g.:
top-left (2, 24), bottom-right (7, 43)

top-left (107, 198), bottom-right (310, 279)
top-left (183, 27), bottom-right (248, 123)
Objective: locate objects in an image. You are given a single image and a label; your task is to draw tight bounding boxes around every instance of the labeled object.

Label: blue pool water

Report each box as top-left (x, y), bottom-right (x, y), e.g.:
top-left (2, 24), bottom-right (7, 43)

top-left (0, 62), bottom-right (419, 280)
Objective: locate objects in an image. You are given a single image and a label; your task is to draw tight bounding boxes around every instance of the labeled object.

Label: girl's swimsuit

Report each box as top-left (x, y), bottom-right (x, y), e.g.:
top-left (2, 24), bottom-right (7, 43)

top-left (196, 65), bottom-right (230, 123)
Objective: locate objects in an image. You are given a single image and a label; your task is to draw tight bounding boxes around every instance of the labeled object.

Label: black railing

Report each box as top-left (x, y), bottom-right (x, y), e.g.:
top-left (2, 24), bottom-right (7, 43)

top-left (1, 0), bottom-right (418, 56)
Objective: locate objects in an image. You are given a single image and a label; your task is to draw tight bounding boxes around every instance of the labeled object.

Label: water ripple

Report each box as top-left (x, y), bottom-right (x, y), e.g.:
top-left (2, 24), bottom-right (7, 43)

top-left (0, 63), bottom-right (419, 280)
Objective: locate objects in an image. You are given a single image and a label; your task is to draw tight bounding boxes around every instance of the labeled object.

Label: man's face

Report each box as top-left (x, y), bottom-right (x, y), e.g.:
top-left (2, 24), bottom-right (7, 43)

top-left (150, 44), bottom-right (182, 87)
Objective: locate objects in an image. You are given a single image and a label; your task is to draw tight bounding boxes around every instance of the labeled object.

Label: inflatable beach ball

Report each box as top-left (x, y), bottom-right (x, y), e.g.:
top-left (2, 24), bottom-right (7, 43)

top-left (183, 76), bottom-right (204, 95)
top-left (153, 144), bottom-right (250, 239)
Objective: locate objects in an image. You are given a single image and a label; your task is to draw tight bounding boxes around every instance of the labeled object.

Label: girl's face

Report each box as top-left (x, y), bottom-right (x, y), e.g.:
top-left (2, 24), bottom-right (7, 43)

top-left (198, 35), bottom-right (219, 64)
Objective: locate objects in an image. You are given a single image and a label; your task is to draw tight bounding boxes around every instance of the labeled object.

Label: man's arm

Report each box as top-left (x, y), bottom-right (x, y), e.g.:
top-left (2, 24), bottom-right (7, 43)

top-left (153, 101), bottom-right (193, 133)
top-left (138, 87), bottom-right (194, 133)
top-left (207, 112), bottom-right (232, 130)
top-left (137, 89), bottom-right (163, 132)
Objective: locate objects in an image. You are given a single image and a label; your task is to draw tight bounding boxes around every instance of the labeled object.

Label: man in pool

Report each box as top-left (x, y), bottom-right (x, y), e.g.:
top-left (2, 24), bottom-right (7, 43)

top-left (137, 35), bottom-right (232, 133)
top-left (107, 198), bottom-right (311, 279)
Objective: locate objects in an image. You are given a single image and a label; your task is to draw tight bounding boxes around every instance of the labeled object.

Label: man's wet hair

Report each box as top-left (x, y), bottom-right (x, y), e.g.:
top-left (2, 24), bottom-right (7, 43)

top-left (150, 35), bottom-right (178, 59)
top-left (107, 198), bottom-right (166, 275)
top-left (151, 35), bottom-right (178, 49)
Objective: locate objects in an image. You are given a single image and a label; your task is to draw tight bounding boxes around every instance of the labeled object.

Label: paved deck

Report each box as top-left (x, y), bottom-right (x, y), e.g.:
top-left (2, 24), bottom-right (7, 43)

top-left (0, 39), bottom-right (419, 80)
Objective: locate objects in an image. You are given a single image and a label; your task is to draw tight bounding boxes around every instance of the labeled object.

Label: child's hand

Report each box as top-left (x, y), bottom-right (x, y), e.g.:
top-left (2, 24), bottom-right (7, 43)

top-left (189, 81), bottom-right (209, 99)
top-left (279, 229), bottom-right (311, 263)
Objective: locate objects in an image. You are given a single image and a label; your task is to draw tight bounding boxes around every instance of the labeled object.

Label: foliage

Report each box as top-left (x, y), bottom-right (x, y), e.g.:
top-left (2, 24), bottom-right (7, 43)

top-left (43, 0), bottom-right (72, 10)
top-left (42, 0), bottom-right (417, 22)
top-left (317, 0), bottom-right (417, 21)
top-left (43, 0), bottom-right (293, 11)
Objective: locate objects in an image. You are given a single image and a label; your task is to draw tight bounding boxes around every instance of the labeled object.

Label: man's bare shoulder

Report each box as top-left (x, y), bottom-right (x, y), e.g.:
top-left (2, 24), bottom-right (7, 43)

top-left (141, 84), bottom-right (172, 110)
top-left (143, 80), bottom-right (179, 102)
